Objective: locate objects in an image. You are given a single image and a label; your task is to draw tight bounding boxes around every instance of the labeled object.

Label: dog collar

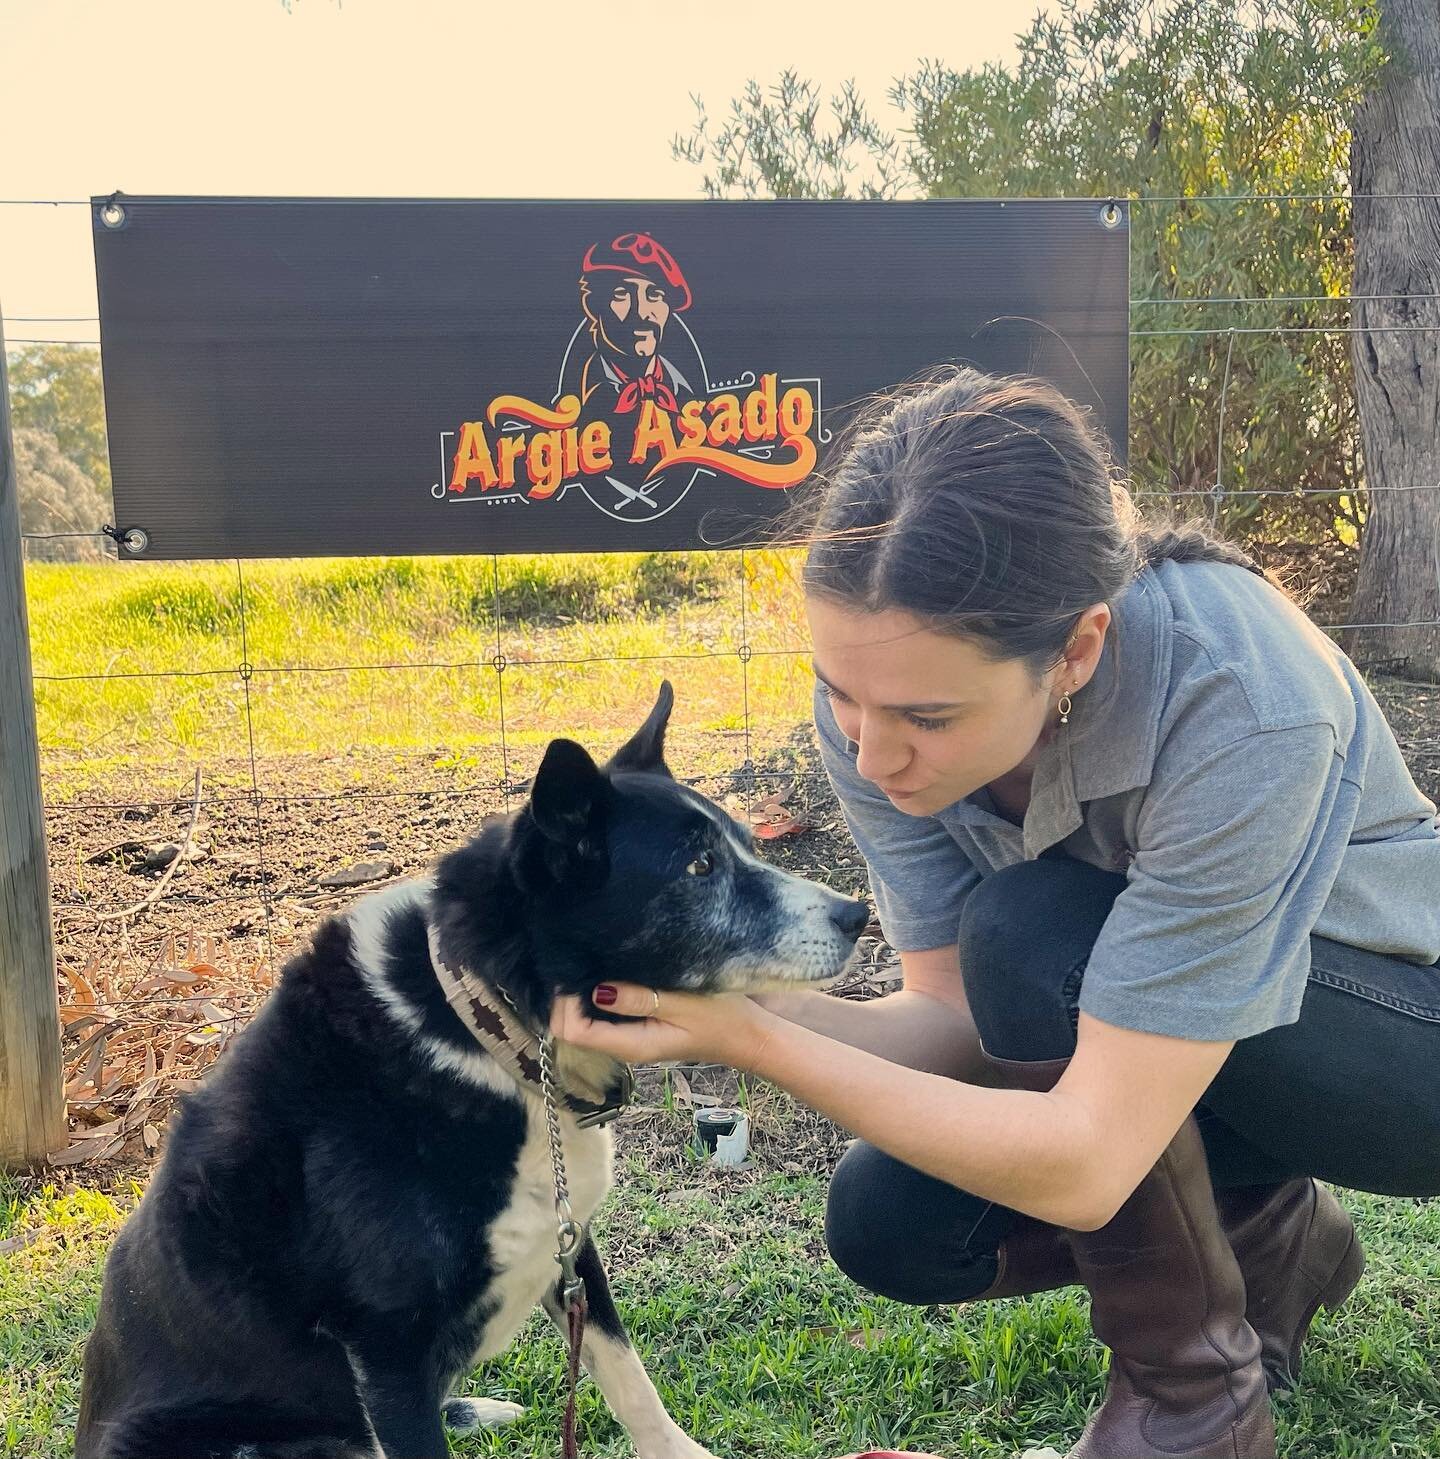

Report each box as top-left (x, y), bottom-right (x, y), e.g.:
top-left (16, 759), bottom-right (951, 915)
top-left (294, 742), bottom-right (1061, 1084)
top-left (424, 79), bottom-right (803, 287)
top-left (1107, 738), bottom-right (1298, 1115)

top-left (426, 930), bottom-right (633, 1129)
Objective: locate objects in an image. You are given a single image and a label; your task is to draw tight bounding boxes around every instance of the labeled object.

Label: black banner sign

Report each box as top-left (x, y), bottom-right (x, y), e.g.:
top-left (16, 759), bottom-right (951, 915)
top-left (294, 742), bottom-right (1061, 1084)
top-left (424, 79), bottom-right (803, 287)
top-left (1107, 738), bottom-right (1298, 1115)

top-left (94, 196), bottom-right (1129, 559)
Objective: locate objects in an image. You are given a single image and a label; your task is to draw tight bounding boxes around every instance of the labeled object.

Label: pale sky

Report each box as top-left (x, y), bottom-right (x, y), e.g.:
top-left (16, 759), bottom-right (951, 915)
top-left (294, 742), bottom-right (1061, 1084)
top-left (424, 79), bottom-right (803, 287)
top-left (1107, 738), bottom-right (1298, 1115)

top-left (0, 0), bottom-right (1043, 340)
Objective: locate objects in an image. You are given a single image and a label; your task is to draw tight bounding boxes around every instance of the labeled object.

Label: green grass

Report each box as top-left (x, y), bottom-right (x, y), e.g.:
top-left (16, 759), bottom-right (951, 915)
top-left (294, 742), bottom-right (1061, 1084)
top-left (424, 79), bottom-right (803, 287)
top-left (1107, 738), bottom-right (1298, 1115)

top-left (16, 552), bottom-right (1440, 1455)
top-left (24, 550), bottom-right (815, 781)
top-left (4, 1160), bottom-right (1438, 1459)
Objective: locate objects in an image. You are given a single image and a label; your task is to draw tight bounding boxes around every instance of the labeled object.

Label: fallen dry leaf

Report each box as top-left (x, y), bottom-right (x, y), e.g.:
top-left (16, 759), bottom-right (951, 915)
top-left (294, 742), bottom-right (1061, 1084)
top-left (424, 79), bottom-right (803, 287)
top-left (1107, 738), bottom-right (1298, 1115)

top-left (76, 1114), bottom-right (125, 1137)
top-left (60, 1009), bottom-right (109, 1032)
top-left (47, 1138), bottom-right (107, 1167)
top-left (64, 1033), bottom-right (107, 1097)
top-left (754, 815), bottom-right (811, 840)
top-left (63, 968), bottom-right (99, 1005)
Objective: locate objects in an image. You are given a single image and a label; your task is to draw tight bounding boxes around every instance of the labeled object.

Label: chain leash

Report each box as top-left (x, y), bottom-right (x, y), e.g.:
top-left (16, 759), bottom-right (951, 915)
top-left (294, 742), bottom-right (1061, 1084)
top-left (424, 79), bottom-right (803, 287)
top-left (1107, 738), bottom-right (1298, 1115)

top-left (498, 985), bottom-right (589, 1459)
top-left (537, 1028), bottom-right (586, 1309)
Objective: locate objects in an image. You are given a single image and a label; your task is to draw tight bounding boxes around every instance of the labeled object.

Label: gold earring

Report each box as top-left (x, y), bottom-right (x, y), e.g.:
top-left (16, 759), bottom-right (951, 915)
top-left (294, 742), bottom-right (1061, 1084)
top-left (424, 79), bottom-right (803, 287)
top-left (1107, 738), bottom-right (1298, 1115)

top-left (1058, 692), bottom-right (1073, 725)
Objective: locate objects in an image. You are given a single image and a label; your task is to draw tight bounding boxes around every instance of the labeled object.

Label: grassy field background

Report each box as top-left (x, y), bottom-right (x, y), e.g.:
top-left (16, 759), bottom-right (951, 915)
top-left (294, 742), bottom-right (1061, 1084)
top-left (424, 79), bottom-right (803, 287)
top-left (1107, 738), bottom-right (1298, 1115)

top-left (9, 550), bottom-right (1440, 1457)
top-left (26, 550), bottom-right (814, 791)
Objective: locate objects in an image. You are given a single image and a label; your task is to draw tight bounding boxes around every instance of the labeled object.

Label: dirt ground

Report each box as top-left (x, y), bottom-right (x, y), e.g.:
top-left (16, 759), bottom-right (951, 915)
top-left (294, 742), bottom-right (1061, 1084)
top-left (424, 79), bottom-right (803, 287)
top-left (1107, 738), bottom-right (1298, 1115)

top-left (35, 675), bottom-right (1440, 1180)
top-left (36, 719), bottom-right (871, 1179)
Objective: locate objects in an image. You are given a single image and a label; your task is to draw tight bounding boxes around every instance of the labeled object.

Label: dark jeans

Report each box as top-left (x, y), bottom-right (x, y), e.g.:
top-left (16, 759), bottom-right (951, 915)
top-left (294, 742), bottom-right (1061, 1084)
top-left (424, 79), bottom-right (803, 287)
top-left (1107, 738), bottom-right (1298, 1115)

top-left (826, 856), bottom-right (1440, 1305)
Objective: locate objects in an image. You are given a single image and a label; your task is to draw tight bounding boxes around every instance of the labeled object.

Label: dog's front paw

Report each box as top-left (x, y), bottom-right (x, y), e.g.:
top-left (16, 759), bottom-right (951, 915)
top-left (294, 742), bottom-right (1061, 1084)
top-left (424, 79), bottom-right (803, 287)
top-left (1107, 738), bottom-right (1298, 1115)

top-left (442, 1397), bottom-right (525, 1432)
top-left (637, 1438), bottom-right (718, 1459)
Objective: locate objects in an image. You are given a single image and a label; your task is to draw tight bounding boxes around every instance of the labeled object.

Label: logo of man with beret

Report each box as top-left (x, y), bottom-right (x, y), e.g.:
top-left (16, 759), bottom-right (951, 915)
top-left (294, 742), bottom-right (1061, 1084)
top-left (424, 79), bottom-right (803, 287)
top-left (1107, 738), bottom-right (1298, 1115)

top-left (578, 232), bottom-right (697, 418)
top-left (442, 226), bottom-right (822, 526)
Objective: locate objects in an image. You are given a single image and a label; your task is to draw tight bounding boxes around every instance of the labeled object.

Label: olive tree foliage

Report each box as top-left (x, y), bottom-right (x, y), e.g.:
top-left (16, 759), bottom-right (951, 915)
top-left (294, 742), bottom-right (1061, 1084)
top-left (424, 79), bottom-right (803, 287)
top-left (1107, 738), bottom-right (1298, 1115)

top-left (673, 1), bottom-right (1387, 547)
top-left (8, 345), bottom-right (112, 495)
top-left (13, 428), bottom-right (113, 562)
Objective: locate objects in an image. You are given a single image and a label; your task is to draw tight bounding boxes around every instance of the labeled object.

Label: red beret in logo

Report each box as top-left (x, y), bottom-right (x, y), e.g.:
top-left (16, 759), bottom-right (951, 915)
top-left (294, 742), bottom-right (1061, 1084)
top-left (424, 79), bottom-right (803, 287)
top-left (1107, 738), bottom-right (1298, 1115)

top-left (581, 232), bottom-right (692, 312)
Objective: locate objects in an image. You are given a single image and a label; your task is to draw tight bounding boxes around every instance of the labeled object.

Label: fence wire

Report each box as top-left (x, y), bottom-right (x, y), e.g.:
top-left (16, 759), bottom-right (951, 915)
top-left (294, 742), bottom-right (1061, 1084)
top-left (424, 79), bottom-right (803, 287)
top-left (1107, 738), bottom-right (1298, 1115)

top-left (24, 490), bottom-right (1440, 1028)
top-left (8, 198), bottom-right (1440, 1135)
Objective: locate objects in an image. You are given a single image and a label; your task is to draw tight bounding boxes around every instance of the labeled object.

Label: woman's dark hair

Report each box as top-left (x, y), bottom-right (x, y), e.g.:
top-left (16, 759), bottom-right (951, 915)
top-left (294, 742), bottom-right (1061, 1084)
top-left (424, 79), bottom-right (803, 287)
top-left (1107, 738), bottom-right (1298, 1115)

top-left (801, 367), bottom-right (1271, 678)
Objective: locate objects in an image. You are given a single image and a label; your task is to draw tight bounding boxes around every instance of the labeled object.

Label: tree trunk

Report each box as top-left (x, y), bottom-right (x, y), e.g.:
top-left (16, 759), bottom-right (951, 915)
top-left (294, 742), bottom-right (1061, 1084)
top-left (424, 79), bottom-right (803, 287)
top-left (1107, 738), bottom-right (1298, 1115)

top-left (1346, 0), bottom-right (1440, 680)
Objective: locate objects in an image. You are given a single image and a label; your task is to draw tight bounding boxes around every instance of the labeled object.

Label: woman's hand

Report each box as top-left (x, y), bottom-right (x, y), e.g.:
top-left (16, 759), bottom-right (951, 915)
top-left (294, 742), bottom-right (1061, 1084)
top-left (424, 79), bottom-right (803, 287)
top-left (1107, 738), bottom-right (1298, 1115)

top-left (550, 983), bottom-right (779, 1070)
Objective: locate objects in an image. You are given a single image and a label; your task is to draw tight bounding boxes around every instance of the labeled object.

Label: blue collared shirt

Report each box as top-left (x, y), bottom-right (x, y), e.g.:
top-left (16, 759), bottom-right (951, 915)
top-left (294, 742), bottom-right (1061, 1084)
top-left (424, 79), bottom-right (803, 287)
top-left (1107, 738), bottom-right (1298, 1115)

top-left (815, 559), bottom-right (1440, 1040)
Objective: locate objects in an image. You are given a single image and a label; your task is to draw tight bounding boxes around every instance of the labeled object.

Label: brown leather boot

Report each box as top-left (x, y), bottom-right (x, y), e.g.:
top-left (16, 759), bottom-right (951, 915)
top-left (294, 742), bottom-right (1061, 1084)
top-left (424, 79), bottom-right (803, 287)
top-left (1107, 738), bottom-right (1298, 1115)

top-left (969, 1213), bottom-right (1079, 1300)
top-left (978, 1056), bottom-right (1362, 1396)
top-left (970, 1178), bottom-right (1363, 1387)
top-left (1066, 1112), bottom-right (1275, 1459)
top-left (981, 1055), bottom-right (1272, 1455)
top-left (1216, 1178), bottom-right (1365, 1392)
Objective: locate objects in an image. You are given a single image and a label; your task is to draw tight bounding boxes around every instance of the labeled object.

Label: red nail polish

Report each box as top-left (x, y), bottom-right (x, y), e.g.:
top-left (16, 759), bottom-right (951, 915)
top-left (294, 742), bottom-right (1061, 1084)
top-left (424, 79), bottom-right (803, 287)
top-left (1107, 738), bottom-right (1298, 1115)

top-left (594, 984), bottom-right (618, 1007)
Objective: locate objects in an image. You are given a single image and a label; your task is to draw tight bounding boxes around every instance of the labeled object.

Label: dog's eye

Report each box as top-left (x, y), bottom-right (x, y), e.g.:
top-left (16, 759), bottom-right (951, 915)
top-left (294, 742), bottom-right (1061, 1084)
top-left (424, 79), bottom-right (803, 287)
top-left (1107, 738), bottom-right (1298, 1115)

top-left (686, 851), bottom-right (715, 877)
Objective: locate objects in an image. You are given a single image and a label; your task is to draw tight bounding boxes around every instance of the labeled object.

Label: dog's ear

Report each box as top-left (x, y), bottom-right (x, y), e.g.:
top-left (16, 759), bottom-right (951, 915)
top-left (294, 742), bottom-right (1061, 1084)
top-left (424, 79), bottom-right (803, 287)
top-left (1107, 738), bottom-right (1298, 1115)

top-left (529, 738), bottom-right (607, 846)
top-left (607, 680), bottom-right (674, 778)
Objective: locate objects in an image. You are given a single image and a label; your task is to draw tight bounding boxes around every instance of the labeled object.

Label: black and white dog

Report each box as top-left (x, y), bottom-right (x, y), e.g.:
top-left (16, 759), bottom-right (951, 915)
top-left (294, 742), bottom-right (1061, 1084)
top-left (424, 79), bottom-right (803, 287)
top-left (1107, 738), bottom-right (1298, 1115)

top-left (77, 683), bottom-right (867, 1459)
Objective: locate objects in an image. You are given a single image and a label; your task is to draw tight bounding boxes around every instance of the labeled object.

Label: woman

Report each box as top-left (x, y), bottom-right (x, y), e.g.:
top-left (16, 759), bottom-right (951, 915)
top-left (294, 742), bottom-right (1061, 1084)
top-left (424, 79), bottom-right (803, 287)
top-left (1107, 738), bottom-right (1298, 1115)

top-left (553, 368), bottom-right (1440, 1459)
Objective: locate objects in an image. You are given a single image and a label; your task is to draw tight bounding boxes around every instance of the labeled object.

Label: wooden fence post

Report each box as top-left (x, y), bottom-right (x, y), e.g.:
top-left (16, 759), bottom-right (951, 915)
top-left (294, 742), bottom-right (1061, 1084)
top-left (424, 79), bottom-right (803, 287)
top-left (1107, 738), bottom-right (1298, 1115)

top-left (0, 313), bottom-right (66, 1167)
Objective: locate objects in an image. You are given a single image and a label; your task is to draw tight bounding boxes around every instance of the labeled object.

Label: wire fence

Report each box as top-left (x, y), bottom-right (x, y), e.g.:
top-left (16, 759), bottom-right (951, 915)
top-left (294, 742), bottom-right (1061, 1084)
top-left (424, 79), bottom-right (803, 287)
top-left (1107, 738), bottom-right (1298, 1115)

top-left (6, 190), bottom-right (1439, 1155)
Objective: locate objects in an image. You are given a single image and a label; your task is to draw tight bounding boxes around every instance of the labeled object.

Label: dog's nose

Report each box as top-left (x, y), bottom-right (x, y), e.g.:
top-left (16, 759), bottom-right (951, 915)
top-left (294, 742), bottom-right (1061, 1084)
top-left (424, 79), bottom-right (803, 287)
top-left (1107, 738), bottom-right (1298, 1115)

top-left (830, 898), bottom-right (869, 941)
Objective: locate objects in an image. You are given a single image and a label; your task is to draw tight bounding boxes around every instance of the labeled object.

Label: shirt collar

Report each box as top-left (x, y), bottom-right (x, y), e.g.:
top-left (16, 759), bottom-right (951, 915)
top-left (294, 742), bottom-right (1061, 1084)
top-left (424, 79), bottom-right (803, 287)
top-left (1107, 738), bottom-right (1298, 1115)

top-left (837, 569), bottom-right (1173, 851)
